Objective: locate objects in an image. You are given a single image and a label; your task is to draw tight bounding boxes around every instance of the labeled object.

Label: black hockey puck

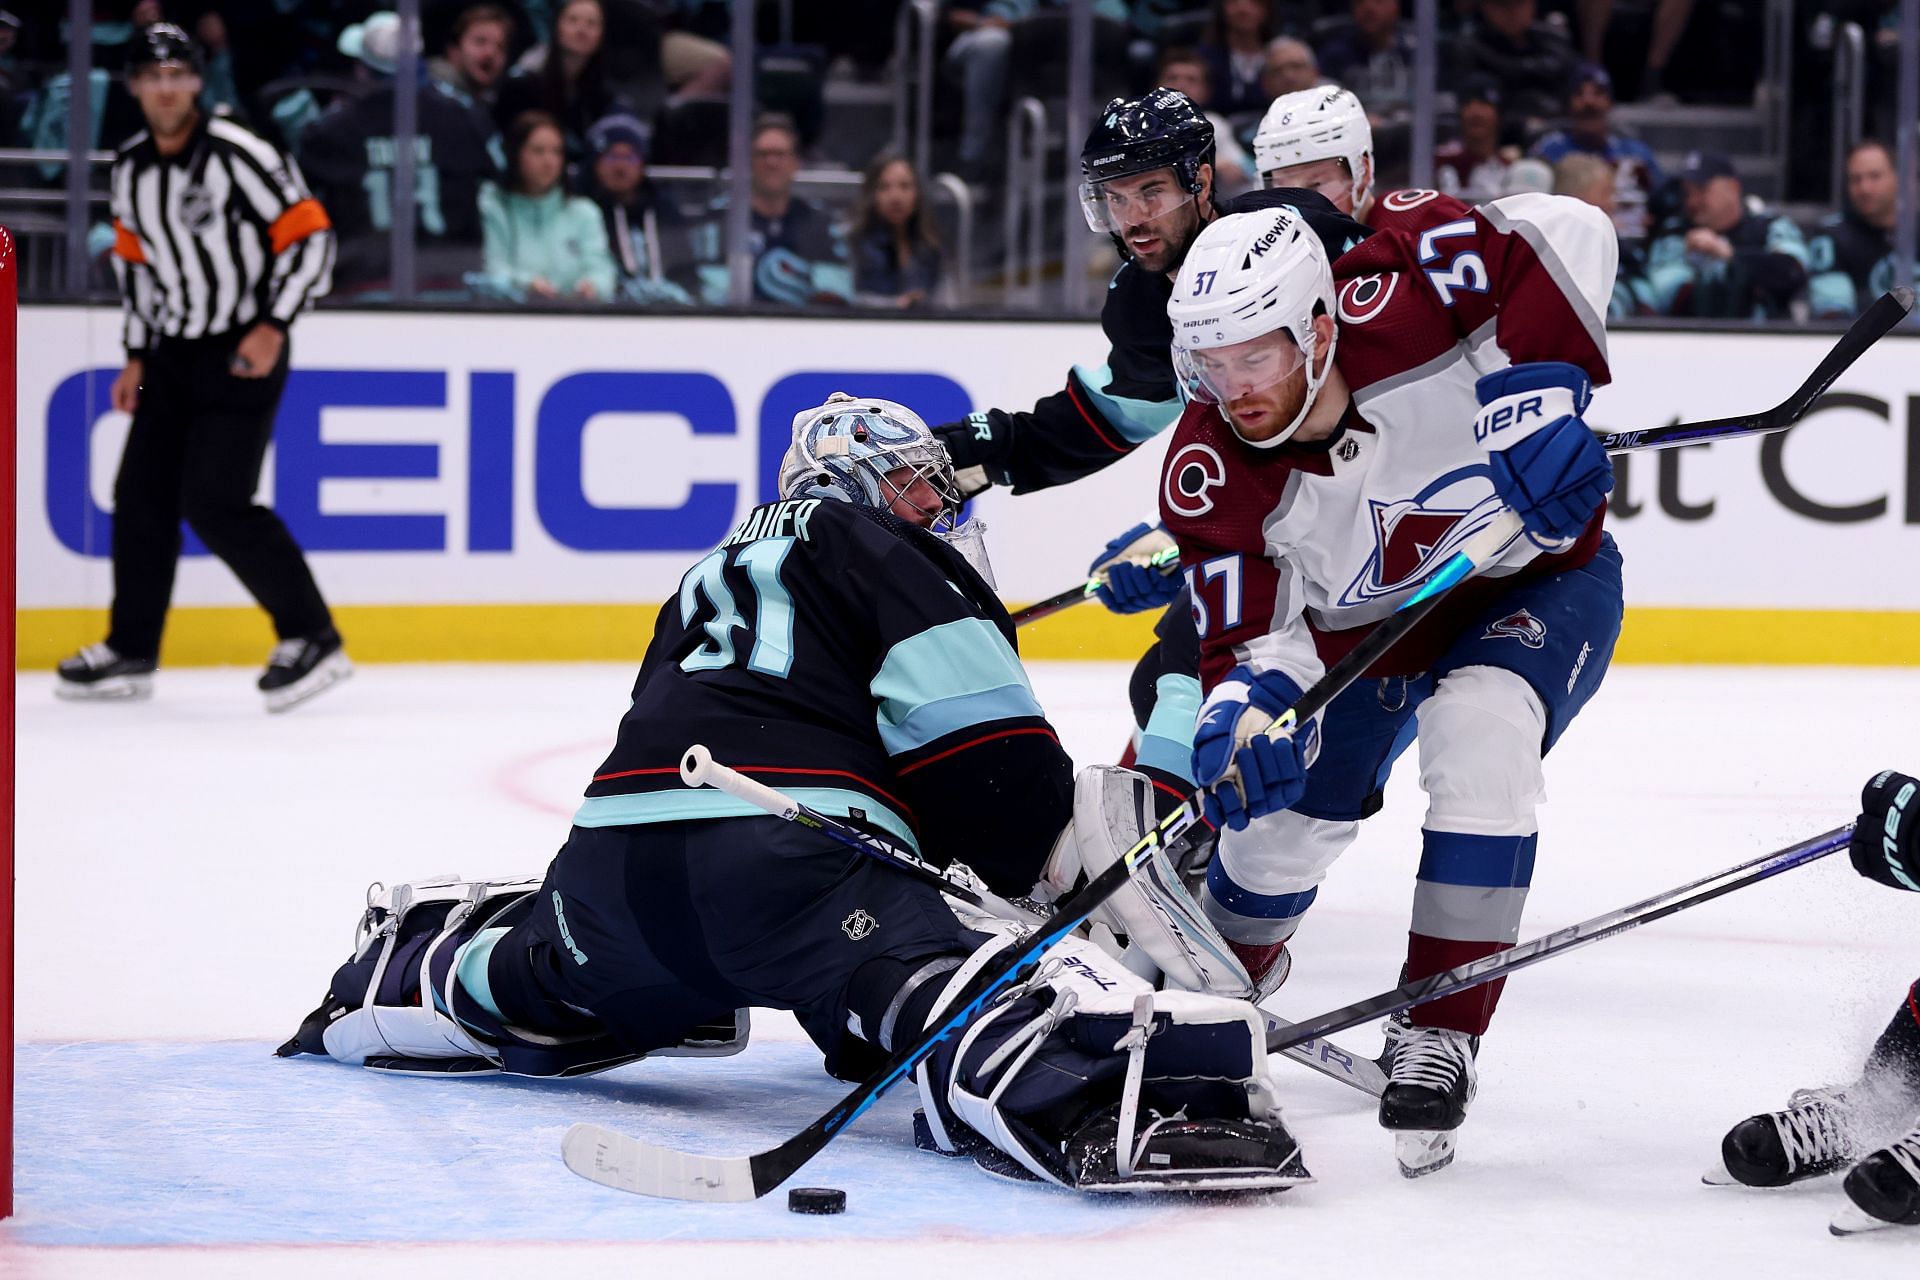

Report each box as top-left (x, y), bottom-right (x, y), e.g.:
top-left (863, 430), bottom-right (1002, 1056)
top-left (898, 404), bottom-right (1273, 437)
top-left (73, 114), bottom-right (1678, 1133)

top-left (787, 1187), bottom-right (847, 1214)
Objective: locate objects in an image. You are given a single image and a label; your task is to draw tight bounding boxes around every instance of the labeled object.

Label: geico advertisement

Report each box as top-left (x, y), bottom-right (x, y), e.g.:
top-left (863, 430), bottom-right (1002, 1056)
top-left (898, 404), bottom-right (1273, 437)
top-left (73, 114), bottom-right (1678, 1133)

top-left (17, 306), bottom-right (1920, 611)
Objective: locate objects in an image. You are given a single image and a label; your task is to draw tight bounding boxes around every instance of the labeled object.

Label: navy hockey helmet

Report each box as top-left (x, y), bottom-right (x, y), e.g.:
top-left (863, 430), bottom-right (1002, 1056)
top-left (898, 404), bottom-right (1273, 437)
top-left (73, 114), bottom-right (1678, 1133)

top-left (1080, 89), bottom-right (1215, 192)
top-left (780, 393), bottom-right (962, 531)
top-left (128, 22), bottom-right (204, 76)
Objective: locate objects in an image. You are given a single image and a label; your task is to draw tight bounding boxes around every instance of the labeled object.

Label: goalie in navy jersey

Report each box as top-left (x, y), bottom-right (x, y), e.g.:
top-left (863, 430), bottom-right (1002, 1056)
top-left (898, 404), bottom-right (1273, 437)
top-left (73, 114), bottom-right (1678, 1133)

top-left (1704, 771), bottom-right (1920, 1236)
top-left (1160, 194), bottom-right (1625, 1177)
top-left (277, 392), bottom-right (1311, 1194)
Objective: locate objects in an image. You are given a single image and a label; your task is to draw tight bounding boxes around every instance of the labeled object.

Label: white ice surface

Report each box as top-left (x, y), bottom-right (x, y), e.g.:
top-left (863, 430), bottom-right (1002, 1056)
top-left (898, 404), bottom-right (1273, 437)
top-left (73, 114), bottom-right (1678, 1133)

top-left (6, 662), bottom-right (1919, 1278)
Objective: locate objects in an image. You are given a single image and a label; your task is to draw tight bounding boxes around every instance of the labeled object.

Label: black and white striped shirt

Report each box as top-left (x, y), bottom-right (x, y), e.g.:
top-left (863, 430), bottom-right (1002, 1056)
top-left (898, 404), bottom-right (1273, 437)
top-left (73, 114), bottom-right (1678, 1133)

top-left (111, 113), bottom-right (335, 355)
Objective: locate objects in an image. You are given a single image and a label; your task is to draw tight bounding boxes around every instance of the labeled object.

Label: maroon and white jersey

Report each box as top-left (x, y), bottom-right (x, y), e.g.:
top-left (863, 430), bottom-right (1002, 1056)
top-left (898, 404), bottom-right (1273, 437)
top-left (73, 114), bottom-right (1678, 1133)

top-left (1159, 189), bottom-right (1618, 694)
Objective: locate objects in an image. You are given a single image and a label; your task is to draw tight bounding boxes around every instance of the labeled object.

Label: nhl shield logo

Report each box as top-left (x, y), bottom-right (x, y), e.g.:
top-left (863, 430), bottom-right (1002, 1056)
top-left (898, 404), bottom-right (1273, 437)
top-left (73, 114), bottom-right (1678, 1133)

top-left (842, 909), bottom-right (878, 941)
top-left (1484, 609), bottom-right (1548, 649)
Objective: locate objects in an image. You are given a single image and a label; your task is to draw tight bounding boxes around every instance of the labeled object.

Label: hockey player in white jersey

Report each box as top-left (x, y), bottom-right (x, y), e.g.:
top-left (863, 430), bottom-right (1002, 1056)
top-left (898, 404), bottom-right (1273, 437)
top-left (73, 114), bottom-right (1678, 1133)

top-left (1253, 86), bottom-right (1377, 221)
top-left (1157, 192), bottom-right (1623, 1176)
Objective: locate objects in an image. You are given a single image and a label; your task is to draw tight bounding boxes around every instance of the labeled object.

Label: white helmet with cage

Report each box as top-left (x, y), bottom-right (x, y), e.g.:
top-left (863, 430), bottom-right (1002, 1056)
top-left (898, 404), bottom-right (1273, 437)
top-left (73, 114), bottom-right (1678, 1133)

top-left (1168, 207), bottom-right (1338, 448)
top-left (1252, 87), bottom-right (1374, 212)
top-left (779, 392), bottom-right (964, 532)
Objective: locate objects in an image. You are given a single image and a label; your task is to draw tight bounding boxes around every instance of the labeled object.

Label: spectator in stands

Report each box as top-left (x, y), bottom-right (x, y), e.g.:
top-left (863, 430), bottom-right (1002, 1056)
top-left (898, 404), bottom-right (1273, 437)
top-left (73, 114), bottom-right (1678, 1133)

top-left (1260, 36), bottom-right (1321, 101)
top-left (1555, 151), bottom-right (1653, 319)
top-left (477, 109), bottom-right (616, 302)
top-left (430, 3), bottom-right (513, 113)
top-left (1565, 0), bottom-right (1694, 100)
top-left (689, 113), bottom-right (852, 307)
top-left (1315, 0), bottom-right (1417, 121)
top-left (1198, 0), bottom-right (1279, 121)
top-left (495, 0), bottom-right (630, 166)
top-left (582, 111), bottom-right (692, 305)
top-left (1434, 80), bottom-right (1515, 204)
top-left (0, 9), bottom-right (30, 146)
top-left (1452, 0), bottom-right (1581, 132)
top-left (1154, 48), bottom-right (1254, 196)
top-left (298, 11), bottom-right (498, 295)
top-left (851, 152), bottom-right (946, 309)
top-left (1646, 150), bottom-right (1809, 320)
top-left (1530, 65), bottom-right (1661, 239)
top-left (1808, 138), bottom-right (1913, 319)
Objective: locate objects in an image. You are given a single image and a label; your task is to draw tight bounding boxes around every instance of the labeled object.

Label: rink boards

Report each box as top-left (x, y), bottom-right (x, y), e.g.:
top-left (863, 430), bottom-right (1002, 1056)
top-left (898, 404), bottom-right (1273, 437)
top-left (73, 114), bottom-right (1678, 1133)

top-left (14, 306), bottom-right (1920, 665)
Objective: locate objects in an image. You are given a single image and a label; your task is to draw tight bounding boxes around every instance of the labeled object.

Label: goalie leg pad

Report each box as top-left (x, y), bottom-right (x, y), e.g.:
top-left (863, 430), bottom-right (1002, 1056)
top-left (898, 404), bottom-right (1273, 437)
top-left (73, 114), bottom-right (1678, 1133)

top-left (1041, 765), bottom-right (1253, 998)
top-left (912, 929), bottom-right (1310, 1193)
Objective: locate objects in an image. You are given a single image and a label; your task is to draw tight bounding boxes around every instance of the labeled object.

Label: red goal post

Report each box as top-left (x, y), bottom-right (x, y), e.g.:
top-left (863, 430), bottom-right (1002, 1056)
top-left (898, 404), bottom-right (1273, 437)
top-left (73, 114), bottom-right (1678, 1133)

top-left (2, 223), bottom-right (15, 1220)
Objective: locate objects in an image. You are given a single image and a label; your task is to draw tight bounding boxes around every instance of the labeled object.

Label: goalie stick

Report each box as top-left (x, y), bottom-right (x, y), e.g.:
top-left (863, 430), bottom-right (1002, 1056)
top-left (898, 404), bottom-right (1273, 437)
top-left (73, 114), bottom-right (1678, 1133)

top-left (1011, 288), bottom-right (1915, 631)
top-left (1265, 823), bottom-right (1853, 1057)
top-left (561, 490), bottom-right (1523, 1202)
top-left (680, 745), bottom-right (1383, 1094)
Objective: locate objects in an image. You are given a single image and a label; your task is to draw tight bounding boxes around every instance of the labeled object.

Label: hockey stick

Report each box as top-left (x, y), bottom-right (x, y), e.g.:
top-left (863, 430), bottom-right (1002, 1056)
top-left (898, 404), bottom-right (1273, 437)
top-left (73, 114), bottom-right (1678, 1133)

top-left (678, 744), bottom-right (1039, 922)
top-left (562, 792), bottom-right (1212, 1201)
top-left (1265, 823), bottom-right (1853, 1058)
top-left (1596, 286), bottom-right (1914, 453)
top-left (1010, 544), bottom-right (1181, 627)
top-left (561, 510), bottom-right (1523, 1200)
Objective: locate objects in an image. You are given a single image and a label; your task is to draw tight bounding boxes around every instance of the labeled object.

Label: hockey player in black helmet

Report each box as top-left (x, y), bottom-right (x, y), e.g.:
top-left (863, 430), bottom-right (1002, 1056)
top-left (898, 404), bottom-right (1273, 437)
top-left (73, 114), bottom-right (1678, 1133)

top-left (932, 89), bottom-right (1368, 827)
top-left (1704, 770), bottom-right (1920, 1235)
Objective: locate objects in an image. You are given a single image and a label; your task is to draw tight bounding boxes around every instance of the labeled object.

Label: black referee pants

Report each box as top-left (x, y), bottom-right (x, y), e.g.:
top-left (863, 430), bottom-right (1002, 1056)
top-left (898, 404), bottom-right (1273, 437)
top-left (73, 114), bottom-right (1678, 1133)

top-left (107, 331), bottom-right (334, 661)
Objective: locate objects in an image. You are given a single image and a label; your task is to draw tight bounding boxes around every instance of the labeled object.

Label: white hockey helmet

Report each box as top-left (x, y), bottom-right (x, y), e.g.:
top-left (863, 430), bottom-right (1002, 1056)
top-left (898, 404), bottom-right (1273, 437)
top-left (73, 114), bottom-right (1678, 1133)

top-left (1252, 87), bottom-right (1374, 212)
top-left (1168, 207), bottom-right (1338, 448)
top-left (780, 393), bottom-right (962, 530)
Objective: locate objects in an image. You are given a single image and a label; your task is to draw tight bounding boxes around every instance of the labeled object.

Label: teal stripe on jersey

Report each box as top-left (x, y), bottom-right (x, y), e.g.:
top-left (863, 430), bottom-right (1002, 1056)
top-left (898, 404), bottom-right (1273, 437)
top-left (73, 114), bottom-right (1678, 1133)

top-left (453, 927), bottom-right (511, 1020)
top-left (1072, 362), bottom-right (1184, 444)
top-left (1134, 672), bottom-right (1202, 784)
top-left (572, 785), bottom-right (920, 854)
top-left (871, 618), bottom-right (1044, 756)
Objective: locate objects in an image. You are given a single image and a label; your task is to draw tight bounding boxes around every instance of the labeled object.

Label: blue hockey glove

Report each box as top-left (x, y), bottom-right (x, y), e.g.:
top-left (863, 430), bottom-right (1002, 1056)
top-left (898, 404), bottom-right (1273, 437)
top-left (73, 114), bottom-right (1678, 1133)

top-left (1851, 770), bottom-right (1920, 892)
top-left (1191, 668), bottom-right (1317, 832)
top-left (1087, 522), bottom-right (1181, 614)
top-left (1475, 362), bottom-right (1613, 546)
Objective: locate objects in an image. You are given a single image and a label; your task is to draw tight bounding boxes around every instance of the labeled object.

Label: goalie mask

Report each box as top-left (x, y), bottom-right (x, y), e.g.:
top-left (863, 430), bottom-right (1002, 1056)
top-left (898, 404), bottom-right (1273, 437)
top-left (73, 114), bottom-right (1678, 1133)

top-left (780, 393), bottom-right (964, 533)
top-left (1168, 207), bottom-right (1338, 448)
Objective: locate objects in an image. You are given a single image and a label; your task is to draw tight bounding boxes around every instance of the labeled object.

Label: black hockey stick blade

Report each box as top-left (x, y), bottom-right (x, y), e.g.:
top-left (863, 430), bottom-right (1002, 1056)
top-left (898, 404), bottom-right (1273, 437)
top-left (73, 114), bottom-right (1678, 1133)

top-left (1266, 823), bottom-right (1852, 1057)
top-left (1598, 287), bottom-right (1914, 453)
top-left (563, 800), bottom-right (1213, 1201)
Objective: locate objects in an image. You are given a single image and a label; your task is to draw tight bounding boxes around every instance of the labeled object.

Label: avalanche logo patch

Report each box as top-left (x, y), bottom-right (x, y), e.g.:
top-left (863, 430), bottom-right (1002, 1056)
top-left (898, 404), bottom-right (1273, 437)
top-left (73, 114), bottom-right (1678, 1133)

top-left (842, 909), bottom-right (878, 941)
top-left (1164, 442), bottom-right (1228, 518)
top-left (1336, 467), bottom-right (1502, 608)
top-left (1486, 609), bottom-right (1548, 649)
top-left (1381, 189), bottom-right (1440, 213)
top-left (1337, 272), bottom-right (1397, 324)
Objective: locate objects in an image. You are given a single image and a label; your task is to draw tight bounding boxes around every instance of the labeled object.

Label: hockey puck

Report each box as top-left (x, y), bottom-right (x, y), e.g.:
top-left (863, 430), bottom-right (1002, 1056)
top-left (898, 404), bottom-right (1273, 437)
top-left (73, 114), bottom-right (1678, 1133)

top-left (787, 1187), bottom-right (847, 1214)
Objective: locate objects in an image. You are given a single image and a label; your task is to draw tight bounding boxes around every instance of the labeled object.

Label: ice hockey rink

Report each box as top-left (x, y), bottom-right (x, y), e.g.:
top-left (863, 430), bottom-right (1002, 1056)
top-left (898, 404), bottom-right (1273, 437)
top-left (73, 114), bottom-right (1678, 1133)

top-left (5, 660), bottom-right (1917, 1279)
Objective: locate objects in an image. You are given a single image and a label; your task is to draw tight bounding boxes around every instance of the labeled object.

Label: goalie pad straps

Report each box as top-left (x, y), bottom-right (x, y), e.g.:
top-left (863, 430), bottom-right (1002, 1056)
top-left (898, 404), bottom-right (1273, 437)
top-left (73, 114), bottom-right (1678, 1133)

top-left (912, 929), bottom-right (1285, 1187)
top-left (1040, 766), bottom-right (1253, 998)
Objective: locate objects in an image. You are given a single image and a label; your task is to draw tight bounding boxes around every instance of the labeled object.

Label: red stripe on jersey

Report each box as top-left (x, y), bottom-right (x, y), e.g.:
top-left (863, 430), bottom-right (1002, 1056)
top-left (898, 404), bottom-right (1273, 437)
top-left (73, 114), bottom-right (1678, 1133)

top-left (1066, 376), bottom-right (1133, 454)
top-left (895, 725), bottom-right (1061, 775)
top-left (1406, 932), bottom-right (1513, 1036)
top-left (1908, 980), bottom-right (1920, 1029)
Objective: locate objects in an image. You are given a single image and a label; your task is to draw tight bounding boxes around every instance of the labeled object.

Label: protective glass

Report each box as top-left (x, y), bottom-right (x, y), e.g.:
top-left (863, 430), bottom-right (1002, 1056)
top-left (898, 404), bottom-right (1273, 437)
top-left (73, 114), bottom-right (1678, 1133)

top-left (1079, 174), bottom-right (1196, 233)
top-left (1177, 330), bottom-right (1308, 405)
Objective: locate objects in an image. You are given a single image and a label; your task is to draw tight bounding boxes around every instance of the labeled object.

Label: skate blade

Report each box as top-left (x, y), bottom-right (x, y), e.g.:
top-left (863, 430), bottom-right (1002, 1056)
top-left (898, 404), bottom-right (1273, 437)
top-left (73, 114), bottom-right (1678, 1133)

top-left (264, 653), bottom-right (353, 713)
top-left (54, 674), bottom-right (153, 702)
top-left (1394, 1130), bottom-right (1458, 1179)
top-left (1701, 1157), bottom-right (1743, 1187)
top-left (1830, 1203), bottom-right (1905, 1236)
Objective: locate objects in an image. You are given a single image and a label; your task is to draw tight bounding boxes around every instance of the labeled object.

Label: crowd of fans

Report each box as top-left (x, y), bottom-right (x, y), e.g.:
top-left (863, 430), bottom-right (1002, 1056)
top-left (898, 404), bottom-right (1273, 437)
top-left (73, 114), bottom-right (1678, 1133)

top-left (0, 0), bottom-right (1911, 320)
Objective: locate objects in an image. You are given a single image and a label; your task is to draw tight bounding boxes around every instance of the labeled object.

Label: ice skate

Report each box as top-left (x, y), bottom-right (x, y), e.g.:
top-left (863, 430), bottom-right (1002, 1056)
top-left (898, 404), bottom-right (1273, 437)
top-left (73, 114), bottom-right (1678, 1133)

top-left (55, 643), bottom-right (156, 701)
top-left (259, 628), bottom-right (352, 712)
top-left (1830, 1120), bottom-right (1920, 1235)
top-left (1379, 1025), bottom-right (1478, 1177)
top-left (1703, 1087), bottom-right (1858, 1188)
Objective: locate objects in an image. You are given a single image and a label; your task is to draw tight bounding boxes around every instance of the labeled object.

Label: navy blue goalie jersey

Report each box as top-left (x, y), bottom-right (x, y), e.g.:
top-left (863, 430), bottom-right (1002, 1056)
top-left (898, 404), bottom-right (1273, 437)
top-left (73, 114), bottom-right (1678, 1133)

top-left (576, 498), bottom-right (1074, 895)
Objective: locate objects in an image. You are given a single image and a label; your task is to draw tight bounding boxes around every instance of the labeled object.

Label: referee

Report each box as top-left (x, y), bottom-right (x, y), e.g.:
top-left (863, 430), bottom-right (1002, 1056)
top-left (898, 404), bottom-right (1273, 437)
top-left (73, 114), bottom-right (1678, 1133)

top-left (56, 24), bottom-right (350, 713)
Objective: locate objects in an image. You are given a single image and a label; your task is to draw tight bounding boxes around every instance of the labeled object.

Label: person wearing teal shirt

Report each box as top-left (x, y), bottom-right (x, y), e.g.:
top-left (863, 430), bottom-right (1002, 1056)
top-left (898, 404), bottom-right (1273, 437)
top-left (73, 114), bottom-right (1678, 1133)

top-left (476, 108), bottom-right (616, 302)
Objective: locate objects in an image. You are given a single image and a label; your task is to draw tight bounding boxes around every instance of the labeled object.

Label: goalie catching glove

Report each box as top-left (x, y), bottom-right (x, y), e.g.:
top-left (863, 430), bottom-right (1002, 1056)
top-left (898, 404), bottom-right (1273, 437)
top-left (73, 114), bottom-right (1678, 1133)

top-left (1037, 765), bottom-right (1252, 997)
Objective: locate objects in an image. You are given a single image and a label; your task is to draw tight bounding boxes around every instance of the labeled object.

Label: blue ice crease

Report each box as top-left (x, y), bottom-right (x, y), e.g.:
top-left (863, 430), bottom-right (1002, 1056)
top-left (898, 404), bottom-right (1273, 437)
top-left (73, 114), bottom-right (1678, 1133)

top-left (10, 1039), bottom-right (1201, 1246)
